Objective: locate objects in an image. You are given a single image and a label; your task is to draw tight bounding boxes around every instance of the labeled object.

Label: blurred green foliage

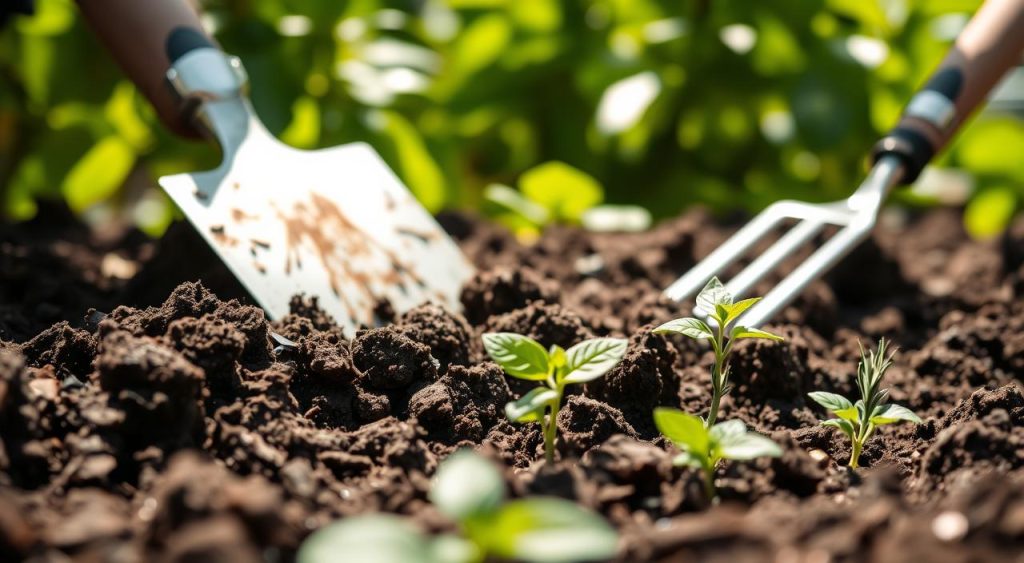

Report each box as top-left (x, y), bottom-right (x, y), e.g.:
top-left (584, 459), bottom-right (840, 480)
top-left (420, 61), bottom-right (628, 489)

top-left (1, 0), bottom-right (1022, 238)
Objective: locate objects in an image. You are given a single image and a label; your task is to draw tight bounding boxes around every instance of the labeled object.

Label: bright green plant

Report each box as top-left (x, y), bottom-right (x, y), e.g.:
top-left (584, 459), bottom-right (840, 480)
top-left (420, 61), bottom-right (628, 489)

top-left (808, 338), bottom-right (921, 468)
top-left (654, 407), bottom-right (781, 499)
top-left (297, 450), bottom-right (618, 563)
top-left (653, 277), bottom-right (783, 427)
top-left (482, 332), bottom-right (627, 464)
top-left (483, 161), bottom-right (651, 235)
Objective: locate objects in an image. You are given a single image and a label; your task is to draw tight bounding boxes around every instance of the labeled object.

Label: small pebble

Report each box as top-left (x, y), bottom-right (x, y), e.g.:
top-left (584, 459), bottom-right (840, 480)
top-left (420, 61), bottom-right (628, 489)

top-left (932, 510), bottom-right (969, 541)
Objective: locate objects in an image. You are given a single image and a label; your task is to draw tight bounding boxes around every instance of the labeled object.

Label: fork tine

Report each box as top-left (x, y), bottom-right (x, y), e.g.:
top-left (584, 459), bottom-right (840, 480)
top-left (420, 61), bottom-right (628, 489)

top-left (664, 206), bottom-right (785, 302)
top-left (737, 218), bottom-right (874, 329)
top-left (725, 219), bottom-right (825, 299)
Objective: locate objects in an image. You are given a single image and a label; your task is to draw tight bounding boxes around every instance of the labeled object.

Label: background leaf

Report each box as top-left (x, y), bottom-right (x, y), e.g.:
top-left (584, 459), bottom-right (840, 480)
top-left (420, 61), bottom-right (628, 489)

top-left (483, 498), bottom-right (618, 563)
top-left (519, 161), bottom-right (604, 223)
top-left (297, 515), bottom-right (439, 563)
top-left (430, 450), bottom-right (506, 521)
top-left (653, 408), bottom-right (709, 455)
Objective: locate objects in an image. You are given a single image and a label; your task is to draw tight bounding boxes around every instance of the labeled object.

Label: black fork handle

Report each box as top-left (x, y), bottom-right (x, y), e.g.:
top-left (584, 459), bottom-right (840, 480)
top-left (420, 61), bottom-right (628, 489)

top-left (871, 0), bottom-right (1024, 184)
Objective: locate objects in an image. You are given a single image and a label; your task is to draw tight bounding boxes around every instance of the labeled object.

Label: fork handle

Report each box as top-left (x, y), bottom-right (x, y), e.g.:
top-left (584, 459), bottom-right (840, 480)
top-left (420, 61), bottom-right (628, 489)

top-left (871, 0), bottom-right (1024, 183)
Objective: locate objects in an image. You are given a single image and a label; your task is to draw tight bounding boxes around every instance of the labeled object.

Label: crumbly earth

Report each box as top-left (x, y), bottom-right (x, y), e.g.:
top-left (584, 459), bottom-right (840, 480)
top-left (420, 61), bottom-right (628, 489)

top-left (2, 202), bottom-right (1024, 562)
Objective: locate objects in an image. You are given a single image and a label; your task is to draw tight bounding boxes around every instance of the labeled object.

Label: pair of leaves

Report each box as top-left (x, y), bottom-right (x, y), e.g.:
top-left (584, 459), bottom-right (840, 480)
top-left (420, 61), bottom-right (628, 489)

top-left (808, 391), bottom-right (921, 433)
top-left (653, 278), bottom-right (783, 342)
top-left (653, 317), bottom-right (781, 342)
top-left (430, 451), bottom-right (617, 562)
top-left (653, 408), bottom-right (782, 469)
top-left (300, 450), bottom-right (618, 563)
top-left (694, 277), bottom-right (769, 329)
top-left (483, 333), bottom-right (628, 385)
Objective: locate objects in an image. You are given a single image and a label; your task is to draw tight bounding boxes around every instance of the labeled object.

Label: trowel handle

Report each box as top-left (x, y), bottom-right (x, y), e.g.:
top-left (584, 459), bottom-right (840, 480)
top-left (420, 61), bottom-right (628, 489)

top-left (871, 0), bottom-right (1024, 184)
top-left (77, 0), bottom-right (217, 138)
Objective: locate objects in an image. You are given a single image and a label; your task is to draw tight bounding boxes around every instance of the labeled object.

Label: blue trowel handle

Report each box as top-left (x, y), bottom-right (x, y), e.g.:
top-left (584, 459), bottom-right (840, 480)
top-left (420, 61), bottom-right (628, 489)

top-left (77, 0), bottom-right (218, 139)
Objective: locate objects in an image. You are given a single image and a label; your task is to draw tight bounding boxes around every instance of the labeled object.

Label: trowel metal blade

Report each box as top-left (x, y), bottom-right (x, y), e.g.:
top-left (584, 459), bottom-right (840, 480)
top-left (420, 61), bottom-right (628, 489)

top-left (159, 133), bottom-right (473, 336)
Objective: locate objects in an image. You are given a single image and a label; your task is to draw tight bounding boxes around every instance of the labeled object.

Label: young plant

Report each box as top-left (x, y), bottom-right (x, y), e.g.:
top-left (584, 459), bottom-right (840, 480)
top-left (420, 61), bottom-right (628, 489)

top-left (654, 407), bottom-right (782, 498)
top-left (298, 450), bottom-right (618, 563)
top-left (482, 333), bottom-right (628, 464)
top-left (808, 338), bottom-right (922, 468)
top-left (653, 277), bottom-right (783, 427)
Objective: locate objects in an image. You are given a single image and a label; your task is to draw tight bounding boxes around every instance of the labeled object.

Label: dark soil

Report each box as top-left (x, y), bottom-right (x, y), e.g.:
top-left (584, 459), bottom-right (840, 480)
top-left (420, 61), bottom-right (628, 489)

top-left (3, 203), bottom-right (1024, 562)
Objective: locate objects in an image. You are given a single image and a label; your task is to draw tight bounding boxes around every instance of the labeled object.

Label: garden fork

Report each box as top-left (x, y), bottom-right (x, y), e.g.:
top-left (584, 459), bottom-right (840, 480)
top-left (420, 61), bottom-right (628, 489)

top-left (665, 0), bottom-right (1024, 328)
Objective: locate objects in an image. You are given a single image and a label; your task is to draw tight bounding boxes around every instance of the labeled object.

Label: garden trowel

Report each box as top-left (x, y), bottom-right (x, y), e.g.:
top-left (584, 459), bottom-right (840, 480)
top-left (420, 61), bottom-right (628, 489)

top-left (665, 0), bottom-right (1024, 328)
top-left (79, 1), bottom-right (473, 335)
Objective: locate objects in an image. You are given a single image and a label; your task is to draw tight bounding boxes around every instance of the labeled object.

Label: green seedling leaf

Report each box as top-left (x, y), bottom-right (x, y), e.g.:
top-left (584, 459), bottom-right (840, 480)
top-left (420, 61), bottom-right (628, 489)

top-left (808, 391), bottom-right (858, 421)
top-left (297, 514), bottom-right (438, 563)
top-left (429, 535), bottom-right (478, 563)
top-left (483, 333), bottom-right (550, 380)
top-left (506, 387), bottom-right (558, 422)
top-left (870, 403), bottom-right (922, 425)
top-left (721, 297), bottom-right (761, 323)
top-left (652, 317), bottom-right (713, 339)
top-left (563, 338), bottom-right (628, 384)
top-left (730, 326), bottom-right (784, 341)
top-left (696, 276), bottom-right (733, 314)
top-left (709, 419), bottom-right (747, 442)
top-left (653, 408), bottom-right (709, 454)
top-left (548, 344), bottom-right (567, 369)
top-left (672, 451), bottom-right (702, 468)
top-left (822, 418), bottom-right (856, 439)
top-left (808, 391), bottom-right (853, 412)
top-left (716, 430), bottom-right (783, 460)
top-left (430, 449), bottom-right (506, 521)
top-left (485, 498), bottom-right (618, 563)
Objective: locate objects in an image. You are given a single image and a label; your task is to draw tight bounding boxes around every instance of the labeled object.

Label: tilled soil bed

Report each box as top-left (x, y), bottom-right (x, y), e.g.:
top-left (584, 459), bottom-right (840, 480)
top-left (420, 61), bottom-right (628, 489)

top-left (2, 203), bottom-right (1024, 562)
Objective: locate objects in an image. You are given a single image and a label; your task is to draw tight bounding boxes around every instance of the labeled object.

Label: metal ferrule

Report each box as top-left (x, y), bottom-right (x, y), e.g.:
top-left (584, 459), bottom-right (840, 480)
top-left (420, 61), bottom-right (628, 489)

top-left (166, 48), bottom-right (256, 157)
top-left (903, 90), bottom-right (956, 131)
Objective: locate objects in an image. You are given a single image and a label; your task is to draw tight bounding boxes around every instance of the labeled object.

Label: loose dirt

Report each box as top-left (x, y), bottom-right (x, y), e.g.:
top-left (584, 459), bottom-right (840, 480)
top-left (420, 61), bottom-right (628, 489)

top-left (2, 202), bottom-right (1024, 562)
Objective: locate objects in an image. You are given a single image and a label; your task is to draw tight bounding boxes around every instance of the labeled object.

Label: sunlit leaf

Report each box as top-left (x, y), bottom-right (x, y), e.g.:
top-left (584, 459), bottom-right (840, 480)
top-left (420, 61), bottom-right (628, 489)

top-left (822, 418), bottom-right (856, 439)
top-left (652, 317), bottom-right (713, 340)
top-left (297, 515), bottom-right (438, 563)
top-left (964, 186), bottom-right (1016, 240)
top-left (695, 277), bottom-right (732, 314)
top-left (505, 387), bottom-right (558, 422)
top-left (519, 161), bottom-right (603, 223)
top-left (375, 110), bottom-right (446, 213)
top-left (61, 135), bottom-right (134, 212)
top-left (483, 498), bottom-right (618, 563)
top-left (483, 333), bottom-right (550, 380)
top-left (654, 408), bottom-right (709, 454)
top-left (281, 95), bottom-right (321, 150)
top-left (870, 403), bottom-right (922, 425)
top-left (430, 450), bottom-right (505, 521)
top-left (730, 326), bottom-right (784, 342)
top-left (563, 338), bottom-right (628, 384)
top-left (716, 431), bottom-right (782, 460)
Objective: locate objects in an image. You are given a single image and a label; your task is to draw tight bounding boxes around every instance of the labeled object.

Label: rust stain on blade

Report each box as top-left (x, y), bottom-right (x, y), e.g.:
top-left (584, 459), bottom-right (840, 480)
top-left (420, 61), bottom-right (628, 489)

top-left (276, 192), bottom-right (429, 326)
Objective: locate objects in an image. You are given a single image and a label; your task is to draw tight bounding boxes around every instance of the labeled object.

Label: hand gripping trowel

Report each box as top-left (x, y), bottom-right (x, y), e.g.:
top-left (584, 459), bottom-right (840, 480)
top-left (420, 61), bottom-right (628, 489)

top-left (78, 0), bottom-right (473, 335)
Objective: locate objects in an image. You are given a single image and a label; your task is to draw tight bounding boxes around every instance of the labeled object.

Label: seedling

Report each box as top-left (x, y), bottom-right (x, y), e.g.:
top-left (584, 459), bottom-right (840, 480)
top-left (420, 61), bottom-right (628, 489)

top-left (298, 450), bottom-right (618, 563)
top-left (654, 407), bottom-right (782, 498)
top-left (808, 338), bottom-right (922, 468)
top-left (482, 333), bottom-right (628, 464)
top-left (653, 277), bottom-right (783, 427)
